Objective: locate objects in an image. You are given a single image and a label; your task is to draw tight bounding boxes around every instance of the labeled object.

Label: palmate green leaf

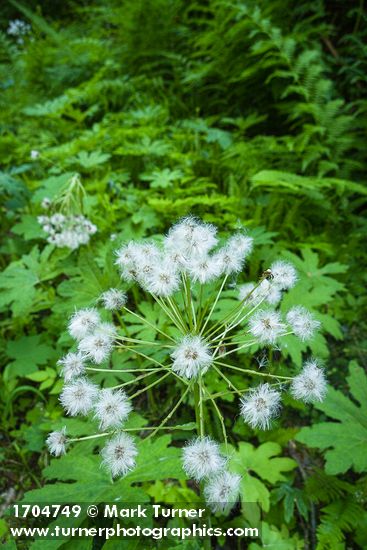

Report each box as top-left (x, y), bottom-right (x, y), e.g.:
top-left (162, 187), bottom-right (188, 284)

top-left (70, 150), bottom-right (111, 169)
top-left (249, 522), bottom-right (303, 549)
top-left (11, 214), bottom-right (44, 240)
top-left (5, 335), bottom-right (55, 379)
top-left (22, 435), bottom-right (184, 548)
top-left (141, 168), bottom-right (184, 189)
top-left (228, 442), bottom-right (296, 511)
top-left (296, 362), bottom-right (367, 474)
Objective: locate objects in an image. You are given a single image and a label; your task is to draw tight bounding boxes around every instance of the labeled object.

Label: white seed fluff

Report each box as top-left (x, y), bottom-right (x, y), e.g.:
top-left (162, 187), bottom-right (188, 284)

top-left (291, 360), bottom-right (327, 403)
top-left (60, 378), bottom-right (99, 416)
top-left (182, 437), bottom-right (226, 481)
top-left (240, 383), bottom-right (281, 430)
top-left (94, 388), bottom-right (132, 429)
top-left (171, 335), bottom-right (212, 379)
top-left (204, 471), bottom-right (241, 514)
top-left (164, 217), bottom-right (217, 260)
top-left (46, 427), bottom-right (67, 457)
top-left (58, 351), bottom-right (86, 382)
top-left (239, 280), bottom-right (282, 307)
top-left (100, 288), bottom-right (127, 310)
top-left (68, 308), bottom-right (101, 341)
top-left (78, 323), bottom-right (116, 364)
top-left (286, 306), bottom-right (321, 341)
top-left (101, 432), bottom-right (138, 478)
top-left (187, 256), bottom-right (222, 284)
top-left (145, 261), bottom-right (181, 297)
top-left (248, 310), bottom-right (286, 344)
top-left (270, 260), bottom-right (298, 290)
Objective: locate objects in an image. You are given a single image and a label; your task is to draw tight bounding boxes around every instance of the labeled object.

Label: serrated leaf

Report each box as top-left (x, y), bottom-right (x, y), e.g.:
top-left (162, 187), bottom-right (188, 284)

top-left (296, 363), bottom-right (367, 474)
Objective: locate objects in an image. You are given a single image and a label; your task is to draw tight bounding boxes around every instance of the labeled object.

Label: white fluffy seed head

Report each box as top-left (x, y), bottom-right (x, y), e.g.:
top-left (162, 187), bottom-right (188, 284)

top-left (291, 360), bottom-right (327, 403)
top-left (46, 427), bottom-right (67, 457)
top-left (240, 383), bottom-right (281, 430)
top-left (204, 471), bottom-right (241, 514)
top-left (213, 247), bottom-right (244, 276)
top-left (58, 351), bottom-right (86, 382)
top-left (227, 234), bottom-right (253, 258)
top-left (239, 280), bottom-right (282, 307)
top-left (171, 335), bottom-right (212, 379)
top-left (101, 432), bottom-right (138, 478)
top-left (78, 323), bottom-right (116, 364)
top-left (182, 437), bottom-right (226, 481)
top-left (94, 388), bottom-right (132, 429)
top-left (164, 217), bottom-right (218, 260)
top-left (286, 306), bottom-right (321, 341)
top-left (144, 260), bottom-right (181, 297)
top-left (187, 255), bottom-right (222, 284)
top-left (60, 378), bottom-right (99, 416)
top-left (68, 308), bottom-right (101, 341)
top-left (270, 260), bottom-right (298, 290)
top-left (100, 288), bottom-right (127, 310)
top-left (248, 310), bottom-right (286, 344)
top-left (38, 214), bottom-right (97, 250)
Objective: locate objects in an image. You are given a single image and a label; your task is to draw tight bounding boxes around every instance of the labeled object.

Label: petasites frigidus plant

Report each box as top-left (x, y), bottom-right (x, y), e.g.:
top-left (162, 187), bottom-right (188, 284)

top-left (47, 217), bottom-right (327, 514)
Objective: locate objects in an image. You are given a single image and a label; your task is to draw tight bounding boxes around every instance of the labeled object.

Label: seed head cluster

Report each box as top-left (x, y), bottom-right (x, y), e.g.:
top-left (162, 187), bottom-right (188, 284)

top-left (47, 217), bottom-right (328, 514)
top-left (38, 213), bottom-right (97, 250)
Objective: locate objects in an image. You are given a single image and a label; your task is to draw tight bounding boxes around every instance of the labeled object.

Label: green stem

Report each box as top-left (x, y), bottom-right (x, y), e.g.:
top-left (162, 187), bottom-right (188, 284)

top-left (213, 360), bottom-right (293, 380)
top-left (147, 383), bottom-right (191, 438)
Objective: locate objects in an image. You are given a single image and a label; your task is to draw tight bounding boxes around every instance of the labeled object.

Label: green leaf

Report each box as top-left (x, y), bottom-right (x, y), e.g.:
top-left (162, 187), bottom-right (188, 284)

top-left (228, 441), bottom-right (296, 511)
top-left (296, 362), bottom-right (367, 474)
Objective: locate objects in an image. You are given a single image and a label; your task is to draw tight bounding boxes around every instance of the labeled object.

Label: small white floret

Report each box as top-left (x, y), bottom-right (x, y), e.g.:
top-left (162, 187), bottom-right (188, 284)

top-left (78, 323), bottom-right (116, 364)
top-left (187, 256), bottom-right (221, 284)
top-left (240, 383), bottom-right (281, 429)
top-left (270, 260), bottom-right (298, 290)
top-left (101, 432), bottom-right (138, 478)
top-left (60, 378), bottom-right (99, 416)
top-left (68, 308), bottom-right (101, 341)
top-left (46, 427), bottom-right (67, 457)
top-left (100, 288), bottom-right (127, 310)
top-left (171, 335), bottom-right (212, 379)
top-left (286, 306), bottom-right (321, 341)
top-left (204, 471), bottom-right (241, 514)
top-left (58, 351), bottom-right (86, 381)
top-left (94, 388), bottom-right (132, 429)
top-left (182, 437), bottom-right (226, 481)
top-left (248, 310), bottom-right (286, 344)
top-left (291, 360), bottom-right (327, 403)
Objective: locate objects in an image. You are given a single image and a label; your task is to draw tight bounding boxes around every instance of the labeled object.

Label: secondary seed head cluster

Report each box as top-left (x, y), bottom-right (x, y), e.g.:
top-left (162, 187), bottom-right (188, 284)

top-left (37, 213), bottom-right (97, 250)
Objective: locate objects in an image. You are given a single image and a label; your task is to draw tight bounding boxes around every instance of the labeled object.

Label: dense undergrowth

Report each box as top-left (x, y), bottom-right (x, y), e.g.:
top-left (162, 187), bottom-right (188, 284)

top-left (0, 1), bottom-right (366, 548)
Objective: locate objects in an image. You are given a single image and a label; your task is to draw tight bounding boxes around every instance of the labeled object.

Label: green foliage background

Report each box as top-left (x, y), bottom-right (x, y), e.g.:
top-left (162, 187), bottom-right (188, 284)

top-left (0, 0), bottom-right (366, 548)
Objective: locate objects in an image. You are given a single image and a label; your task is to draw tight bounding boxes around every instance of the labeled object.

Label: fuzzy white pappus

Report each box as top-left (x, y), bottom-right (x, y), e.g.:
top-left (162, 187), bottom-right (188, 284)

top-left (171, 335), bottom-right (212, 379)
top-left (270, 260), bottom-right (298, 290)
top-left (204, 471), bottom-right (241, 514)
top-left (182, 437), bottom-right (226, 481)
top-left (240, 383), bottom-right (281, 430)
top-left (164, 217), bottom-right (218, 259)
top-left (187, 255), bottom-right (222, 284)
top-left (291, 360), bottom-right (327, 403)
top-left (78, 323), bottom-right (116, 364)
top-left (58, 351), bottom-right (86, 381)
top-left (46, 427), bottom-right (67, 457)
top-left (101, 432), bottom-right (138, 478)
top-left (286, 306), bottom-right (321, 341)
top-left (94, 388), bottom-right (132, 429)
top-left (144, 260), bottom-right (181, 297)
top-left (248, 310), bottom-right (286, 344)
top-left (239, 280), bottom-right (282, 307)
top-left (68, 308), bottom-right (101, 341)
top-left (100, 288), bottom-right (127, 310)
top-left (60, 378), bottom-right (99, 416)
